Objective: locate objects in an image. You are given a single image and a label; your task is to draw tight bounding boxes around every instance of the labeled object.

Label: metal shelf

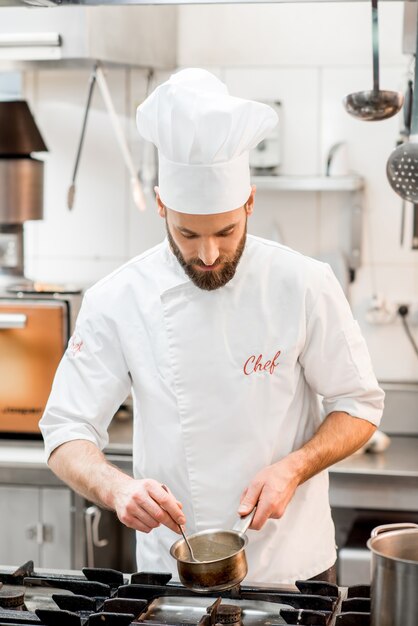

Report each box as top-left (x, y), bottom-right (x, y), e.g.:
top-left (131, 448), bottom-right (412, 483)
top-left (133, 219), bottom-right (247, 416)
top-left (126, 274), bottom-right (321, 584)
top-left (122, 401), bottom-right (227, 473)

top-left (251, 175), bottom-right (364, 192)
top-left (251, 173), bottom-right (364, 284)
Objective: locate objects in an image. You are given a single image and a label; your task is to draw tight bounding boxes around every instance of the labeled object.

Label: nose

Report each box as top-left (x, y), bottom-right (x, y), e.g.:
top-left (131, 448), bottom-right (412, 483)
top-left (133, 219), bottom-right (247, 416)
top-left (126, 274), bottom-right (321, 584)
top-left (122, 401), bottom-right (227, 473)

top-left (198, 238), bottom-right (220, 266)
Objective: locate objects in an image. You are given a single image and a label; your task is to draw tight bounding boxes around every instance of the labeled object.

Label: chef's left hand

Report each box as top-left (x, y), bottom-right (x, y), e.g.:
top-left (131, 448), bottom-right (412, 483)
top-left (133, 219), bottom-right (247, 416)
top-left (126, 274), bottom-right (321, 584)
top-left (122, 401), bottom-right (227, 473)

top-left (238, 457), bottom-right (300, 530)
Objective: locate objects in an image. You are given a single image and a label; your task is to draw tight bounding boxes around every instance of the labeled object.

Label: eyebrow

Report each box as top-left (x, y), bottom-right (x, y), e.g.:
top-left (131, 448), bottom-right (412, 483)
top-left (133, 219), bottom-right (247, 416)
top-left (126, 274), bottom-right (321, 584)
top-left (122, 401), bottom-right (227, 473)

top-left (177, 223), bottom-right (238, 236)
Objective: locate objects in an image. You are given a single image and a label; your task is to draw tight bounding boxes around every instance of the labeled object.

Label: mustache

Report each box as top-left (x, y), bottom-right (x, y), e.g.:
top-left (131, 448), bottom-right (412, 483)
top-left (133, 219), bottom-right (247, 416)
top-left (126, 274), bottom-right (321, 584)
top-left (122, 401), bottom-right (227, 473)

top-left (188, 258), bottom-right (226, 269)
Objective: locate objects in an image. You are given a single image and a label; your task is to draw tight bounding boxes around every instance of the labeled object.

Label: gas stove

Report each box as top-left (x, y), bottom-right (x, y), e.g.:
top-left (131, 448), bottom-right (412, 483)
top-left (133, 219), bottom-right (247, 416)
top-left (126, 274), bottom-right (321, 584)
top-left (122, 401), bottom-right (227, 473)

top-left (0, 561), bottom-right (371, 626)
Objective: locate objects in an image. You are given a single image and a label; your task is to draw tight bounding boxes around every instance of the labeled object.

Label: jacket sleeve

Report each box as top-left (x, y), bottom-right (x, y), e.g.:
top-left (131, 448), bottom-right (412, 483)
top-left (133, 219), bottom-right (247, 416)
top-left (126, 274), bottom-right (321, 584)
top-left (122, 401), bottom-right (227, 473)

top-left (39, 291), bottom-right (131, 460)
top-left (298, 264), bottom-right (384, 426)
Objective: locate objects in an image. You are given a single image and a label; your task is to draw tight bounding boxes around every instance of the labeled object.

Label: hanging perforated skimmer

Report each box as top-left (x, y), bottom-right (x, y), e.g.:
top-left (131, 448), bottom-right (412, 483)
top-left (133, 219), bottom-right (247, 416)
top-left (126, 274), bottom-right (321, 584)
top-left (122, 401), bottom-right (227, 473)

top-left (386, 11), bottom-right (418, 202)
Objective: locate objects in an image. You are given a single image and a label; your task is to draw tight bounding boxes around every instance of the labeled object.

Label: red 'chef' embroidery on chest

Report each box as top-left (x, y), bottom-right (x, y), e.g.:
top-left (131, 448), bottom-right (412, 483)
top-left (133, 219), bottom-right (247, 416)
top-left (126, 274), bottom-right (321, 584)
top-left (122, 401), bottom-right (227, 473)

top-left (68, 333), bottom-right (83, 356)
top-left (243, 350), bottom-right (281, 376)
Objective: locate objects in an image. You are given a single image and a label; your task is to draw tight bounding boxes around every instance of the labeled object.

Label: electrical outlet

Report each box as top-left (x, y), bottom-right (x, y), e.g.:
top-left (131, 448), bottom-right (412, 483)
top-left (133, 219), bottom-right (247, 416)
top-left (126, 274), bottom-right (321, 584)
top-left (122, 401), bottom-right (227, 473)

top-left (395, 301), bottom-right (418, 326)
top-left (366, 296), bottom-right (418, 326)
top-left (365, 295), bottom-right (396, 325)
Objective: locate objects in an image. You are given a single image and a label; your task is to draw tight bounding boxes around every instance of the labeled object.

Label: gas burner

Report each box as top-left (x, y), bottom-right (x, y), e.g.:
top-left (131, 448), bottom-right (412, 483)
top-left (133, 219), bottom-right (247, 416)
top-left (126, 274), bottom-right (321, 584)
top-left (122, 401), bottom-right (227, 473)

top-left (0, 587), bottom-right (26, 610)
top-left (213, 604), bottom-right (242, 625)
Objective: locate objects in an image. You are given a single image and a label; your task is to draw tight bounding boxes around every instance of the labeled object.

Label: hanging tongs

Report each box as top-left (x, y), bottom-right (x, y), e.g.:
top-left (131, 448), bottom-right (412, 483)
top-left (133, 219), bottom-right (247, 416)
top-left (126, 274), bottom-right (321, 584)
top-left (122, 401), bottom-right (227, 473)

top-left (67, 63), bottom-right (146, 213)
top-left (67, 65), bottom-right (97, 210)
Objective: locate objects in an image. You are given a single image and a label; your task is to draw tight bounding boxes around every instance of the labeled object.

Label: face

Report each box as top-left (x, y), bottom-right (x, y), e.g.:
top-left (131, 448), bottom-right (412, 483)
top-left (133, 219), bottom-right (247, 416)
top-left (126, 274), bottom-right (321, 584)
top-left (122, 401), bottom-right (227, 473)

top-left (157, 188), bottom-right (255, 291)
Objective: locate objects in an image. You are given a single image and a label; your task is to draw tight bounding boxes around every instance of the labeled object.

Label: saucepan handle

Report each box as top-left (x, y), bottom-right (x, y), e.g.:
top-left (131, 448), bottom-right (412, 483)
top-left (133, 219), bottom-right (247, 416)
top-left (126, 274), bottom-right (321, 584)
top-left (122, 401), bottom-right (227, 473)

top-left (232, 508), bottom-right (257, 534)
top-left (371, 522), bottom-right (418, 539)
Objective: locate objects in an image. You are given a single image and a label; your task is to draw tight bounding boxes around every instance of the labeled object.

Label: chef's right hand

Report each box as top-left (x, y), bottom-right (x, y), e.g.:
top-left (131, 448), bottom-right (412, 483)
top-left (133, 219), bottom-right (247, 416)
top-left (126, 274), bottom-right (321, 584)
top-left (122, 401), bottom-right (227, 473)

top-left (113, 478), bottom-right (185, 534)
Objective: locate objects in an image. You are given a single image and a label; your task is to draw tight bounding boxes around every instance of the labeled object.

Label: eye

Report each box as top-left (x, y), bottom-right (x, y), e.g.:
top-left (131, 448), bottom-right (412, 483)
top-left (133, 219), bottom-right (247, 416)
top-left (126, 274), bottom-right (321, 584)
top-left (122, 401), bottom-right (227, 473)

top-left (182, 233), bottom-right (197, 240)
top-left (218, 230), bottom-right (234, 238)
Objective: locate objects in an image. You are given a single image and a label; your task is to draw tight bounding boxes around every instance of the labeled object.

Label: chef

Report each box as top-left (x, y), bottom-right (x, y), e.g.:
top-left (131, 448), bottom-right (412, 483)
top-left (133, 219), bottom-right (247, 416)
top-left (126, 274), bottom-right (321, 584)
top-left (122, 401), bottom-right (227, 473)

top-left (40, 68), bottom-right (384, 585)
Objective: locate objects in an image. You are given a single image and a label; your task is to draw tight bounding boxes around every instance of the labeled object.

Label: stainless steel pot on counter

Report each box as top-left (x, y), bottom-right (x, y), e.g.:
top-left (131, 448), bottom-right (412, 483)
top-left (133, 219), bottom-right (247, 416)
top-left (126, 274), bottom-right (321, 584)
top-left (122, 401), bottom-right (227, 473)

top-left (367, 523), bottom-right (418, 626)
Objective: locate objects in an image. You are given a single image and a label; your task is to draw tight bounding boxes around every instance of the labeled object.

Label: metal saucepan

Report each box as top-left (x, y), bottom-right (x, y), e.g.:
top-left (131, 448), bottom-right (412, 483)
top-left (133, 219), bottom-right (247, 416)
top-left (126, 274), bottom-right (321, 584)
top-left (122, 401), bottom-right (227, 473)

top-left (367, 523), bottom-right (418, 626)
top-left (170, 509), bottom-right (256, 593)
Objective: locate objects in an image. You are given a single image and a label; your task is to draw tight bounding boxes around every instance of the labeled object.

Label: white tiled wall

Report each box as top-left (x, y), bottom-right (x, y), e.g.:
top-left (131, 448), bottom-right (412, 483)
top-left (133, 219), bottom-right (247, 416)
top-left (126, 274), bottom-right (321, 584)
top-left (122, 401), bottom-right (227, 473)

top-left (19, 1), bottom-right (418, 381)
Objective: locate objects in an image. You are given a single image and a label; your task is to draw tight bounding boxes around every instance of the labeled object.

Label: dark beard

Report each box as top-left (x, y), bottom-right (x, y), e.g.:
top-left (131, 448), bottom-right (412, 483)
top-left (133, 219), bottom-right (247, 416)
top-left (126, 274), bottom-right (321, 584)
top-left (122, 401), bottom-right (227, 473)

top-left (166, 221), bottom-right (247, 291)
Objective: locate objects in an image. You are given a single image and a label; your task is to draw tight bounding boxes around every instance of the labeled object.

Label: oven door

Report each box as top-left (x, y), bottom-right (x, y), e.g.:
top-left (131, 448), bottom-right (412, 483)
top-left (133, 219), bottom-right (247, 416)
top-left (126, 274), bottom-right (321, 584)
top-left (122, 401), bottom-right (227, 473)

top-left (0, 297), bottom-right (69, 434)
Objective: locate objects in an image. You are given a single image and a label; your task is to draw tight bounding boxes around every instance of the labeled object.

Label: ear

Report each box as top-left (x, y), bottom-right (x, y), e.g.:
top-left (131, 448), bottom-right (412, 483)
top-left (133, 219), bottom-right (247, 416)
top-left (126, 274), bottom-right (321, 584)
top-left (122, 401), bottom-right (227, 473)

top-left (245, 184), bottom-right (256, 216)
top-left (155, 186), bottom-right (166, 218)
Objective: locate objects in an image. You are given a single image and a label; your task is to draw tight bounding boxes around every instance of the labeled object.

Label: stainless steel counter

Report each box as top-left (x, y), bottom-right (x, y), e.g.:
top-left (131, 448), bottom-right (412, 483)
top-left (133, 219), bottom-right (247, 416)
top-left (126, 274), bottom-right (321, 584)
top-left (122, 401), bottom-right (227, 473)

top-left (0, 416), bottom-right (133, 486)
top-left (329, 436), bottom-right (418, 511)
top-left (332, 436), bottom-right (418, 477)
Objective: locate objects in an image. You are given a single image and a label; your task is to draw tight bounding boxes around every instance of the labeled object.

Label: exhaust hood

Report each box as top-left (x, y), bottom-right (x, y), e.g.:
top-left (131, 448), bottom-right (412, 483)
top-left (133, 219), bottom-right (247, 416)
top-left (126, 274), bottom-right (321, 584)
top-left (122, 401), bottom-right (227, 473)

top-left (0, 6), bottom-right (178, 67)
top-left (0, 1), bottom-right (410, 68)
top-left (0, 0), bottom-right (410, 4)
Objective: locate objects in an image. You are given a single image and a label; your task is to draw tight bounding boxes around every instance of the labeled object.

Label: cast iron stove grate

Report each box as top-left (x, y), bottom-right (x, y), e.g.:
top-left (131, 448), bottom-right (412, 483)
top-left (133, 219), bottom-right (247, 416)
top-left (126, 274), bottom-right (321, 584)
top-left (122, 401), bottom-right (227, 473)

top-left (0, 562), bottom-right (347, 626)
top-left (334, 585), bottom-right (371, 626)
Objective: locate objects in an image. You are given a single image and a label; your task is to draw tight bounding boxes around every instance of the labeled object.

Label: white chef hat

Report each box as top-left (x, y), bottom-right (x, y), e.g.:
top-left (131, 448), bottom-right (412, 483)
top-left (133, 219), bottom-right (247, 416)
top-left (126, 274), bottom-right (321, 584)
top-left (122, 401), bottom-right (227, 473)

top-left (136, 68), bottom-right (278, 215)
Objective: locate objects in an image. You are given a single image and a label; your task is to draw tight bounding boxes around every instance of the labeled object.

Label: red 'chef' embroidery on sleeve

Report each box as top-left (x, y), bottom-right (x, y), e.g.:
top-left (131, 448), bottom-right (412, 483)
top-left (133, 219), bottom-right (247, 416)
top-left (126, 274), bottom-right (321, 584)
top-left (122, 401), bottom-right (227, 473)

top-left (243, 350), bottom-right (281, 375)
top-left (68, 333), bottom-right (84, 357)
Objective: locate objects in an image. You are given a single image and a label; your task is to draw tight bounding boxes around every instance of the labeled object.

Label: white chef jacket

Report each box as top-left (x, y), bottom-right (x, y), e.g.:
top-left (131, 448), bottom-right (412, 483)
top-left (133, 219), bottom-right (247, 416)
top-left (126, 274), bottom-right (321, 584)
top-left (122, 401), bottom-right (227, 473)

top-left (40, 235), bottom-right (384, 584)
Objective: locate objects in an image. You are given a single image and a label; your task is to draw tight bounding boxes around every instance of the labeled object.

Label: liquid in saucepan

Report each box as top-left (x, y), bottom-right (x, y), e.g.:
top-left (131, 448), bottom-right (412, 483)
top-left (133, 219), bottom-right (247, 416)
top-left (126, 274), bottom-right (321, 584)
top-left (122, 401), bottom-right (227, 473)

top-left (180, 533), bottom-right (243, 563)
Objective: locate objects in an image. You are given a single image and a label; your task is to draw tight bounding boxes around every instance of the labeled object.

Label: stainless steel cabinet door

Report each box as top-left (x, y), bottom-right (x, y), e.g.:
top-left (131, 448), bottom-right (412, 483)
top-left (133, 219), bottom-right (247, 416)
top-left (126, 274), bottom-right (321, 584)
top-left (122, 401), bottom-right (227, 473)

top-left (0, 486), bottom-right (40, 566)
top-left (40, 488), bottom-right (72, 569)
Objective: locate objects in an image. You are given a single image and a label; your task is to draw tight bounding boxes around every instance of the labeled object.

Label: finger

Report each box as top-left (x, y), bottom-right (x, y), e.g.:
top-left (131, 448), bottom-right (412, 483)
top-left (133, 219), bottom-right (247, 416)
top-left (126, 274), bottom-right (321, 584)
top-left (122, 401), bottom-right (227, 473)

top-left (161, 484), bottom-right (183, 510)
top-left (118, 482), bottom-right (181, 534)
top-left (137, 496), bottom-right (183, 533)
top-left (240, 487), bottom-right (248, 502)
top-left (117, 499), bottom-right (160, 531)
top-left (151, 483), bottom-right (186, 526)
top-left (250, 503), bottom-right (270, 530)
top-left (238, 481), bottom-right (262, 516)
top-left (131, 511), bottom-right (161, 534)
top-left (160, 484), bottom-right (183, 510)
top-left (118, 511), bottom-right (156, 534)
top-left (237, 487), bottom-right (249, 518)
top-left (126, 502), bottom-right (181, 535)
top-left (131, 505), bottom-right (162, 530)
top-left (250, 498), bottom-right (272, 530)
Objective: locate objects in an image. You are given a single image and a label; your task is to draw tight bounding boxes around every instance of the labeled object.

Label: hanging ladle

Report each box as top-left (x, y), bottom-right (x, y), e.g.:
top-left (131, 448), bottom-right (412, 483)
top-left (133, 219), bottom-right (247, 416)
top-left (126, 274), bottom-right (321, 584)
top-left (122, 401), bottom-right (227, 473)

top-left (387, 8), bottom-right (418, 203)
top-left (343, 0), bottom-right (403, 121)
